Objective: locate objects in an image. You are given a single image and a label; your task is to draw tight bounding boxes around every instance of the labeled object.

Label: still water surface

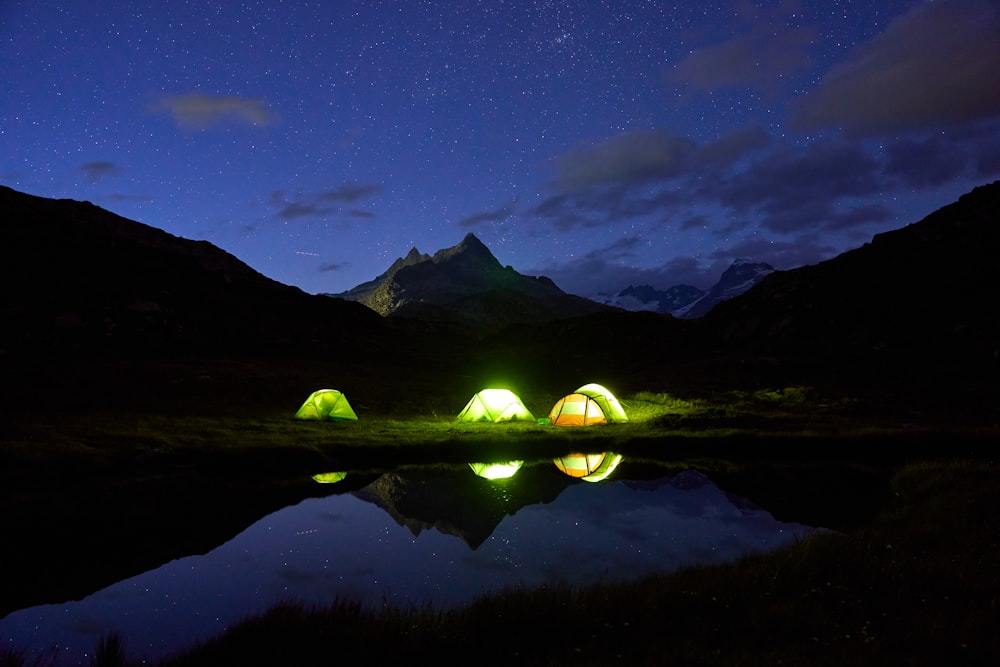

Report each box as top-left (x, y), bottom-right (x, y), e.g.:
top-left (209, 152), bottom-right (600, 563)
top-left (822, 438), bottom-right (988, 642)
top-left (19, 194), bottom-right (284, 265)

top-left (1, 459), bottom-right (818, 665)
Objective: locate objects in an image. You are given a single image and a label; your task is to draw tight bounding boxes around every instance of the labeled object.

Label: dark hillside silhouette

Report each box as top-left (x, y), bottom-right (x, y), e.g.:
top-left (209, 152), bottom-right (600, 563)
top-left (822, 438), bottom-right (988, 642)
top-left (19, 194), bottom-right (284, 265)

top-left (0, 186), bottom-right (385, 357)
top-left (703, 181), bottom-right (999, 371)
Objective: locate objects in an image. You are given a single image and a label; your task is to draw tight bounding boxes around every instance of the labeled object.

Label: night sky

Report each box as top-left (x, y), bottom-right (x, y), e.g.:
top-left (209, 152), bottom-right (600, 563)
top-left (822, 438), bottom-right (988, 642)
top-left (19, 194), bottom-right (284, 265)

top-left (3, 1), bottom-right (998, 298)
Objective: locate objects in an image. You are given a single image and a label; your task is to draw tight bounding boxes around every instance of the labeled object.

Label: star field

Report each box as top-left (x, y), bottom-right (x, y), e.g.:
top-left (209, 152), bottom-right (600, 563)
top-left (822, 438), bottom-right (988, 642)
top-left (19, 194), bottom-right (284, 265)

top-left (2, 1), bottom-right (998, 297)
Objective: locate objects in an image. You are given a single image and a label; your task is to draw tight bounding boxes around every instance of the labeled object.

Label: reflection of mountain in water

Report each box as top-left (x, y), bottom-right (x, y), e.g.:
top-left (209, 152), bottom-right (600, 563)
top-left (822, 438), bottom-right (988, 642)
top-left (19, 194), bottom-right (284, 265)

top-left (629, 468), bottom-right (760, 511)
top-left (0, 463), bottom-right (821, 665)
top-left (351, 464), bottom-right (809, 551)
top-left (353, 465), bottom-right (573, 548)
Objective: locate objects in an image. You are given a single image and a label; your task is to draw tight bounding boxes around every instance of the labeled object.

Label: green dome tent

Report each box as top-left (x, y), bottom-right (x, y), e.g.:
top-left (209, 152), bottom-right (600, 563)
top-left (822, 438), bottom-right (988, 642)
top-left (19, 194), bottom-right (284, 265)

top-left (295, 389), bottom-right (358, 421)
top-left (575, 383), bottom-right (629, 422)
top-left (457, 388), bottom-right (535, 422)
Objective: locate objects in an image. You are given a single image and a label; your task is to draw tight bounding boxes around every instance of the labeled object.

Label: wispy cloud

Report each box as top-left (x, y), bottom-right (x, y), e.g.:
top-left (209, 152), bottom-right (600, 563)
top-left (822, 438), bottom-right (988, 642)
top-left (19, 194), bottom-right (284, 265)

top-left (527, 237), bottom-right (718, 296)
top-left (152, 92), bottom-right (276, 128)
top-left (788, 0), bottom-right (1000, 137)
top-left (79, 160), bottom-right (120, 182)
top-left (555, 130), bottom-right (695, 191)
top-left (319, 261), bottom-right (350, 273)
top-left (665, 24), bottom-right (816, 94)
top-left (270, 184), bottom-right (381, 221)
top-left (694, 125), bottom-right (770, 168)
top-left (458, 198), bottom-right (518, 228)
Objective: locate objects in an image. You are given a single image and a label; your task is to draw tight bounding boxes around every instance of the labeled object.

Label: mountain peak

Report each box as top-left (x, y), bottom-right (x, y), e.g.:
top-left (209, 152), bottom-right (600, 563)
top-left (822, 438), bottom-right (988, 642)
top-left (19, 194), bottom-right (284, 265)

top-left (431, 232), bottom-right (495, 264)
top-left (674, 260), bottom-right (774, 318)
top-left (383, 246), bottom-right (432, 280)
top-left (333, 233), bottom-right (612, 327)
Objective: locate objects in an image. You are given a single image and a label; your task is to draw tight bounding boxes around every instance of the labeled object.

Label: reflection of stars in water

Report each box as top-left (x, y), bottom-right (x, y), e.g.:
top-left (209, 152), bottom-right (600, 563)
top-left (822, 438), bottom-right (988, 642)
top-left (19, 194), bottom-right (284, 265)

top-left (485, 479), bottom-right (515, 502)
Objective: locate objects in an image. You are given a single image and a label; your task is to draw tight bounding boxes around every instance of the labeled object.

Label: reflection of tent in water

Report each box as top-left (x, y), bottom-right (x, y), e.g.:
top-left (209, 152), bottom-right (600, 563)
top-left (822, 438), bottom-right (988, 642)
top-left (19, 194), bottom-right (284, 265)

top-left (295, 389), bottom-right (358, 421)
top-left (312, 471), bottom-right (347, 484)
top-left (469, 461), bottom-right (523, 480)
top-left (458, 388), bottom-right (535, 422)
top-left (554, 452), bottom-right (624, 482)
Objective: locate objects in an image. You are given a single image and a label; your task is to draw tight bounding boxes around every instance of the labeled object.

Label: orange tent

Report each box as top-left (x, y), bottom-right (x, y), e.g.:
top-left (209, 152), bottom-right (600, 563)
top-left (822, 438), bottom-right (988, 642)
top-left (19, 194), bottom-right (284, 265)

top-left (548, 392), bottom-right (606, 426)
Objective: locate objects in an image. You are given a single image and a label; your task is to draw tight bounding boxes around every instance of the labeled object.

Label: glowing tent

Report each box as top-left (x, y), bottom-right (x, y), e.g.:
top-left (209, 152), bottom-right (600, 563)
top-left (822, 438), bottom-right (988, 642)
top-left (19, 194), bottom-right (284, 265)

top-left (295, 389), bottom-right (358, 421)
top-left (457, 388), bottom-right (535, 422)
top-left (548, 392), bottom-right (605, 426)
top-left (575, 383), bottom-right (629, 422)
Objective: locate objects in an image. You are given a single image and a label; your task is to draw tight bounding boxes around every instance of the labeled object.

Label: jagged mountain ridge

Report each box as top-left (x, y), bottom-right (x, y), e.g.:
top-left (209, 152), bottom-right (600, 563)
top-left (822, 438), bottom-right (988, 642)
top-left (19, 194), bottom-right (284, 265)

top-left (594, 259), bottom-right (773, 318)
top-left (333, 232), bottom-right (614, 328)
top-left (674, 259), bottom-right (775, 319)
top-left (598, 283), bottom-right (706, 314)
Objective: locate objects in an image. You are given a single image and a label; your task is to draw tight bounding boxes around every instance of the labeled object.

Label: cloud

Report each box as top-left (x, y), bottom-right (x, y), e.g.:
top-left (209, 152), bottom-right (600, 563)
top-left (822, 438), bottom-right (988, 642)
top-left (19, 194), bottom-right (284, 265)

top-left (709, 140), bottom-right (882, 233)
top-left (152, 92), bottom-right (276, 128)
top-left (709, 234), bottom-right (839, 273)
top-left (79, 161), bottom-right (120, 182)
top-left (694, 125), bottom-right (770, 168)
top-left (679, 214), bottom-right (709, 232)
top-left (882, 123), bottom-right (1000, 187)
top-left (271, 184), bottom-right (381, 220)
top-left (665, 25), bottom-right (816, 93)
top-left (528, 242), bottom-right (719, 297)
top-left (319, 262), bottom-right (350, 273)
top-left (531, 116), bottom-right (990, 251)
top-left (105, 193), bottom-right (153, 204)
top-left (530, 185), bottom-right (686, 232)
top-left (974, 144), bottom-right (1000, 179)
top-left (458, 198), bottom-right (518, 228)
top-left (555, 129), bottom-right (695, 191)
top-left (884, 137), bottom-right (969, 189)
top-left (536, 136), bottom-right (884, 237)
top-left (788, 0), bottom-right (1000, 137)
top-left (747, 199), bottom-right (892, 237)
top-left (532, 125), bottom-right (770, 232)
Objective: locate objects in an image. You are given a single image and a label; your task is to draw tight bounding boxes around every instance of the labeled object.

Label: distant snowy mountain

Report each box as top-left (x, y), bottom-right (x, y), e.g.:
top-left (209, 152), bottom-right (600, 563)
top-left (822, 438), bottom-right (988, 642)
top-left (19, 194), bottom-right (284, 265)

top-left (596, 284), bottom-right (705, 313)
top-left (595, 260), bottom-right (774, 319)
top-left (673, 260), bottom-right (774, 319)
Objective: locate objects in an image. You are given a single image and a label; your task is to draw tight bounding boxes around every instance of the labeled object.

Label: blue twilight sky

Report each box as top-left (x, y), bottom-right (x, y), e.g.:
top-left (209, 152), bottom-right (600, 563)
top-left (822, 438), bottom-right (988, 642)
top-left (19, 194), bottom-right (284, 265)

top-left (2, 1), bottom-right (999, 297)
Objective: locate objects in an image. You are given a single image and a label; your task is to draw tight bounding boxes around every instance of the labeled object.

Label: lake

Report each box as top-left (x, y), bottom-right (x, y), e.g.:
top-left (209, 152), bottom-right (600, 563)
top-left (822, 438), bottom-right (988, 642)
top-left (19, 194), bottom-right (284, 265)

top-left (1, 455), bottom-right (820, 665)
